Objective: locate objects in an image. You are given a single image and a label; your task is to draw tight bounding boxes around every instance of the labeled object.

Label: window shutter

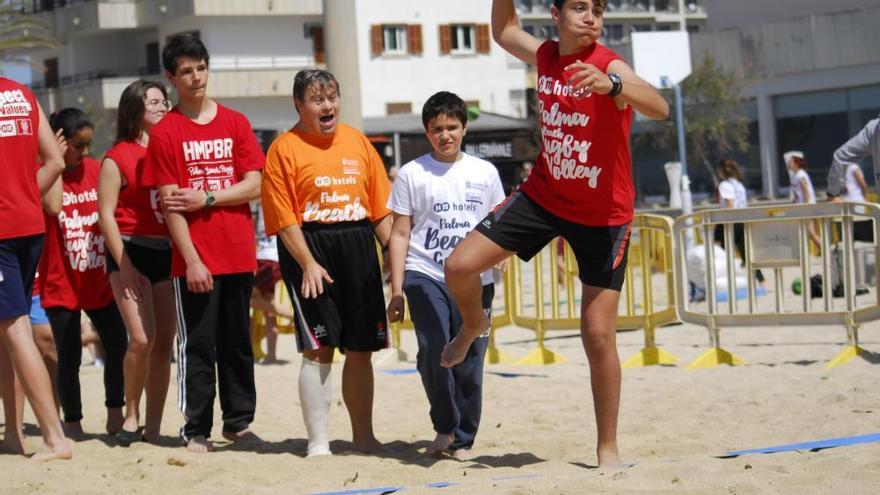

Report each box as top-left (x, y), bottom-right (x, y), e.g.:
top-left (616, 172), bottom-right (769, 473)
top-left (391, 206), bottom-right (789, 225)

top-left (407, 24), bottom-right (423, 54)
top-left (476, 24), bottom-right (490, 54)
top-left (439, 24), bottom-right (452, 55)
top-left (371, 25), bottom-right (383, 55)
top-left (311, 26), bottom-right (325, 64)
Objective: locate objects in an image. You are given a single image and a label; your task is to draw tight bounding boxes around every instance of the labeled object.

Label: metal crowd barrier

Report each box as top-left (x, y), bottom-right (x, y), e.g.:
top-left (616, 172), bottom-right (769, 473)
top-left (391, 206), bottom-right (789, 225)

top-left (674, 202), bottom-right (880, 369)
top-left (506, 213), bottom-right (679, 366)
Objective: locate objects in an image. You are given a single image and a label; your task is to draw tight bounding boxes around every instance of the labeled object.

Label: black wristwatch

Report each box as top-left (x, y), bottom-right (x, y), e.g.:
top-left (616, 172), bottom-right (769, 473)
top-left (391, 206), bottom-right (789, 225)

top-left (608, 72), bottom-right (622, 97)
top-left (204, 191), bottom-right (216, 208)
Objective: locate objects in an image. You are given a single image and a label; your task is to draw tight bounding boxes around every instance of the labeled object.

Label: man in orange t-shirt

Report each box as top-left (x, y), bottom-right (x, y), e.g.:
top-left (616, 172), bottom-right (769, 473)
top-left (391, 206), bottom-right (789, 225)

top-left (261, 69), bottom-right (392, 457)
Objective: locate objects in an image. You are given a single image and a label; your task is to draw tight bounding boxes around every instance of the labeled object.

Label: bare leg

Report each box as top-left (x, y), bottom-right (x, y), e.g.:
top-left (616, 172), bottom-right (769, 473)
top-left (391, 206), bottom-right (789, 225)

top-left (109, 272), bottom-right (153, 438)
top-left (580, 284), bottom-right (623, 468)
top-left (341, 350), bottom-right (384, 454)
top-left (442, 231), bottom-right (512, 367)
top-left (0, 316), bottom-right (71, 461)
top-left (31, 323), bottom-right (59, 410)
top-left (0, 341), bottom-right (25, 455)
top-left (144, 281), bottom-right (175, 444)
top-left (263, 317), bottom-right (278, 364)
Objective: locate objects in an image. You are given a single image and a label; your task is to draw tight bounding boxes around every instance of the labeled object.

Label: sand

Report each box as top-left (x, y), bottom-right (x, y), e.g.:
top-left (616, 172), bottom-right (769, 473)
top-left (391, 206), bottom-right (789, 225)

top-left (1, 319), bottom-right (878, 494)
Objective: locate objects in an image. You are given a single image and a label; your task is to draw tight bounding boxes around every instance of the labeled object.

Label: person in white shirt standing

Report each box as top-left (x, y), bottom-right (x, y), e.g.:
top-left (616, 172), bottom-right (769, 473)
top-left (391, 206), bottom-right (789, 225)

top-left (784, 151), bottom-right (821, 249)
top-left (386, 92), bottom-right (505, 458)
top-left (715, 159), bottom-right (763, 284)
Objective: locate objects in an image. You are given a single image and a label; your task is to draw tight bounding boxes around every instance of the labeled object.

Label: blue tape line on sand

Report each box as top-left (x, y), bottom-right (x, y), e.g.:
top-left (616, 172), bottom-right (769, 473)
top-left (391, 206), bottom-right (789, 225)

top-left (308, 487), bottom-right (402, 495)
top-left (486, 371), bottom-right (548, 378)
top-left (426, 481), bottom-right (459, 488)
top-left (381, 369), bottom-right (418, 375)
top-left (721, 432), bottom-right (880, 458)
top-left (491, 474), bottom-right (543, 482)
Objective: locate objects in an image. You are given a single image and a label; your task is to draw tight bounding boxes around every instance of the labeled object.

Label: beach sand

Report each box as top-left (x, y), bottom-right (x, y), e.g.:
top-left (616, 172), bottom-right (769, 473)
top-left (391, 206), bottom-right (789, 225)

top-left (1, 319), bottom-right (878, 494)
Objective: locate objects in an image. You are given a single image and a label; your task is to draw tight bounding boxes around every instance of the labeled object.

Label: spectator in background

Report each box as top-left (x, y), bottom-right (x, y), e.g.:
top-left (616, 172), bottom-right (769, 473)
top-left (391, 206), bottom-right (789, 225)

top-left (827, 115), bottom-right (879, 200)
top-left (714, 159), bottom-right (764, 284)
top-left (785, 151), bottom-right (822, 249)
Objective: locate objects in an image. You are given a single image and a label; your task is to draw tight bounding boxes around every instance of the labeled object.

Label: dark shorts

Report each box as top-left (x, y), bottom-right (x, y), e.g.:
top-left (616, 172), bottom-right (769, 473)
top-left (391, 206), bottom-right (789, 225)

top-left (475, 191), bottom-right (631, 291)
top-left (278, 220), bottom-right (389, 353)
top-left (106, 236), bottom-right (172, 284)
top-left (254, 260), bottom-right (282, 297)
top-left (0, 234), bottom-right (44, 321)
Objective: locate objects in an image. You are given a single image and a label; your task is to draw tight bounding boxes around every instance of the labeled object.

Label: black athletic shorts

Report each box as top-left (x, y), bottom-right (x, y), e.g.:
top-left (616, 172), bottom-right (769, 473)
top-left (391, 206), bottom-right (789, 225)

top-left (475, 191), bottom-right (631, 291)
top-left (278, 220), bottom-right (389, 353)
top-left (106, 236), bottom-right (172, 284)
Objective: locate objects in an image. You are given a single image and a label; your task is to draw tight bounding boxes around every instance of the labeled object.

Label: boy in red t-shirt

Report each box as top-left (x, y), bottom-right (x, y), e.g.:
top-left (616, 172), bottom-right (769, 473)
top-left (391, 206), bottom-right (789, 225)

top-left (0, 77), bottom-right (71, 461)
top-left (441, 0), bottom-right (669, 467)
top-left (144, 34), bottom-right (265, 453)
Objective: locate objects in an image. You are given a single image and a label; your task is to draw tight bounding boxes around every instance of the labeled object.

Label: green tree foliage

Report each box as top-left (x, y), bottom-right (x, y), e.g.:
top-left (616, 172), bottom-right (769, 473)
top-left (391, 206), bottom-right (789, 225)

top-left (0, 2), bottom-right (56, 63)
top-left (636, 54), bottom-right (749, 188)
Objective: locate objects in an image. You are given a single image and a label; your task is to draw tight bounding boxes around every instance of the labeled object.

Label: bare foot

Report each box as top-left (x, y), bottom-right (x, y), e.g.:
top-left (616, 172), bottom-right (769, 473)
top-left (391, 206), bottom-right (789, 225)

top-left (450, 448), bottom-right (472, 460)
top-left (142, 427), bottom-right (161, 445)
top-left (222, 428), bottom-right (263, 444)
top-left (1, 435), bottom-right (26, 456)
top-left (185, 436), bottom-right (212, 453)
top-left (261, 356), bottom-right (277, 365)
top-left (441, 314), bottom-right (489, 368)
top-left (30, 439), bottom-right (72, 462)
top-left (63, 422), bottom-right (85, 440)
top-left (106, 407), bottom-right (124, 435)
top-left (351, 436), bottom-right (387, 455)
top-left (597, 445), bottom-right (621, 468)
top-left (426, 433), bottom-right (454, 457)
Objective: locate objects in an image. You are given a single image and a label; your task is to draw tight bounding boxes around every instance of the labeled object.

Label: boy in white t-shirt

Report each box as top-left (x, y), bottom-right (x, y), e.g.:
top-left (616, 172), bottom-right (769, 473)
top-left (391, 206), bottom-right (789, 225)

top-left (386, 92), bottom-right (505, 457)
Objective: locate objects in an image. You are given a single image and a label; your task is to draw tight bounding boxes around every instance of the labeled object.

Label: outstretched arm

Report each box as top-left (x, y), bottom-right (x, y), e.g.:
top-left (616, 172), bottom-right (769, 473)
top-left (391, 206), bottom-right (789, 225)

top-left (492, 0), bottom-right (542, 65)
top-left (566, 58), bottom-right (669, 120)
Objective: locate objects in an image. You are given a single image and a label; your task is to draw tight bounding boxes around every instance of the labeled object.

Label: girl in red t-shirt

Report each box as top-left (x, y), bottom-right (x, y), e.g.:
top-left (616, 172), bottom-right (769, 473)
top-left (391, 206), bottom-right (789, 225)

top-left (42, 108), bottom-right (128, 438)
top-left (97, 81), bottom-right (175, 446)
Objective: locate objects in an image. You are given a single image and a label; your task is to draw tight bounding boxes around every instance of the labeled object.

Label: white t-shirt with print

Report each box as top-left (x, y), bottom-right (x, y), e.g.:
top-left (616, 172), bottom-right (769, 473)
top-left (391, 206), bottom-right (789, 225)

top-left (718, 178), bottom-right (747, 209)
top-left (844, 164), bottom-right (866, 202)
top-left (388, 152), bottom-right (505, 285)
top-left (790, 169), bottom-right (816, 204)
top-left (251, 201), bottom-right (278, 262)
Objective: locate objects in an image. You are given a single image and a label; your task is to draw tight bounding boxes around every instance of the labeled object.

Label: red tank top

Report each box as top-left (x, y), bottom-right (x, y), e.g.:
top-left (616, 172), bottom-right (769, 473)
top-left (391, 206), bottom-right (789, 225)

top-left (520, 41), bottom-right (634, 226)
top-left (39, 157), bottom-right (113, 310)
top-left (105, 140), bottom-right (167, 236)
top-left (0, 77), bottom-right (44, 240)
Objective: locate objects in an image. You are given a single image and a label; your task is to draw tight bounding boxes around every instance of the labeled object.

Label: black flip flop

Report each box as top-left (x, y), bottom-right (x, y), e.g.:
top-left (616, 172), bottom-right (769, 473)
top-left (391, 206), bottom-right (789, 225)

top-left (116, 428), bottom-right (141, 447)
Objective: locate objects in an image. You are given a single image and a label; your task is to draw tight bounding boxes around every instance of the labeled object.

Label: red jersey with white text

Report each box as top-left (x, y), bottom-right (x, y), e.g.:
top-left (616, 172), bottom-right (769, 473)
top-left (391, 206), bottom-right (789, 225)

top-left (144, 104), bottom-right (264, 277)
top-left (40, 157), bottom-right (113, 310)
top-left (105, 140), bottom-right (167, 236)
top-left (0, 77), bottom-right (43, 240)
top-left (520, 41), bottom-right (634, 226)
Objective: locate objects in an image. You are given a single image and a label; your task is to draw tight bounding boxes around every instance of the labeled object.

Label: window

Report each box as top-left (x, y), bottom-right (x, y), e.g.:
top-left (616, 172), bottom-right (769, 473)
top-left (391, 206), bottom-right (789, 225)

top-left (439, 24), bottom-right (490, 55)
top-left (311, 25), bottom-right (325, 64)
top-left (44, 58), bottom-right (59, 89)
top-left (602, 24), bottom-right (625, 45)
top-left (145, 42), bottom-right (160, 74)
top-left (451, 24), bottom-right (475, 53)
top-left (386, 102), bottom-right (412, 115)
top-left (383, 25), bottom-right (407, 54)
top-left (370, 24), bottom-right (422, 56)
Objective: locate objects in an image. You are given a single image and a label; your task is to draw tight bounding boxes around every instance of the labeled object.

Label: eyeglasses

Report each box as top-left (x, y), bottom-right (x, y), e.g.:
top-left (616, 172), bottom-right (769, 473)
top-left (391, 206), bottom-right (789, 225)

top-left (146, 99), bottom-right (171, 110)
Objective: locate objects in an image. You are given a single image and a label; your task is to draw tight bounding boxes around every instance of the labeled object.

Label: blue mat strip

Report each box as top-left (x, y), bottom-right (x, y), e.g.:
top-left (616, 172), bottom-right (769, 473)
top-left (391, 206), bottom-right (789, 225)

top-left (721, 432), bottom-right (880, 457)
top-left (308, 487), bottom-right (401, 495)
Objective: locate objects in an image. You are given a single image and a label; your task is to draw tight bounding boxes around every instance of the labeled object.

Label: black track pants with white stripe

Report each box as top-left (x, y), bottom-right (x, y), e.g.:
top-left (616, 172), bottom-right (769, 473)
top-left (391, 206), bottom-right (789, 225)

top-left (173, 273), bottom-right (256, 441)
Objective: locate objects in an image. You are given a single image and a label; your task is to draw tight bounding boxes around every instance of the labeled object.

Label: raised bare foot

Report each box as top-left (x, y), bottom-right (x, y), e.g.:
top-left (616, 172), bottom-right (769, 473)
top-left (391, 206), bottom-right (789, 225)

top-left (597, 445), bottom-right (622, 468)
top-left (351, 436), bottom-right (387, 455)
top-left (30, 439), bottom-right (72, 462)
top-left (222, 428), bottom-right (263, 444)
top-left (106, 407), bottom-right (124, 435)
top-left (186, 436), bottom-right (212, 453)
top-left (441, 315), bottom-right (489, 368)
top-left (426, 433), bottom-right (454, 457)
top-left (63, 422), bottom-right (85, 440)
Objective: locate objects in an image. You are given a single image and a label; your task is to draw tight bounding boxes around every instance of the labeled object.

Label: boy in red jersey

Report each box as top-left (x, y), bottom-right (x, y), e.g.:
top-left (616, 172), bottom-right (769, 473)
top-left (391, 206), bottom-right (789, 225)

top-left (441, 0), bottom-right (669, 467)
top-left (0, 77), bottom-right (71, 460)
top-left (144, 34), bottom-right (265, 453)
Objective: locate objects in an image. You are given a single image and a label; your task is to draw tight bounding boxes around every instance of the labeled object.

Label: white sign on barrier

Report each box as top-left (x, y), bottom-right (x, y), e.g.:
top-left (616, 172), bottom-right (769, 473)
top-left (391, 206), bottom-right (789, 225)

top-left (749, 221), bottom-right (800, 266)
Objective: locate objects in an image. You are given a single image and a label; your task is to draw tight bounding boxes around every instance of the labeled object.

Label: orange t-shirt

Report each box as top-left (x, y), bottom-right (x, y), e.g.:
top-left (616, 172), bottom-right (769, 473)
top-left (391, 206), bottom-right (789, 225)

top-left (261, 123), bottom-right (391, 234)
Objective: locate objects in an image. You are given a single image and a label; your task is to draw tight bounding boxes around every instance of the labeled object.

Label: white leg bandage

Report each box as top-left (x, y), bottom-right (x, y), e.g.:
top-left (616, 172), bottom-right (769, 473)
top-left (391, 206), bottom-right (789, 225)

top-left (299, 359), bottom-right (332, 456)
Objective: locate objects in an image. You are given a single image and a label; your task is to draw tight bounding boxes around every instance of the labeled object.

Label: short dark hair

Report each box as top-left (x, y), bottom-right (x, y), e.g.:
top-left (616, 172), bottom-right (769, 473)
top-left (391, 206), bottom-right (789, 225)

top-left (292, 68), bottom-right (340, 102)
top-left (49, 107), bottom-right (93, 139)
top-left (553, 0), bottom-right (606, 9)
top-left (116, 80), bottom-right (167, 143)
top-left (162, 34), bottom-right (210, 73)
top-left (421, 91), bottom-right (468, 129)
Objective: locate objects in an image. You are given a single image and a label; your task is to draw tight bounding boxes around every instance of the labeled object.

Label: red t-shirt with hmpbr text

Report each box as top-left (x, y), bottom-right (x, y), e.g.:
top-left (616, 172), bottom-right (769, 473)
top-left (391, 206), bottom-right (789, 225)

top-left (144, 104), bottom-right (264, 277)
top-left (520, 41), bottom-right (634, 226)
